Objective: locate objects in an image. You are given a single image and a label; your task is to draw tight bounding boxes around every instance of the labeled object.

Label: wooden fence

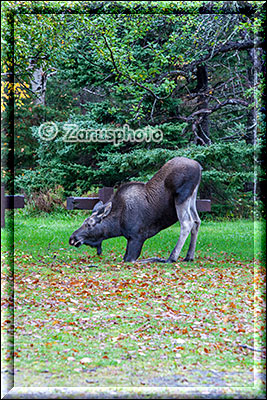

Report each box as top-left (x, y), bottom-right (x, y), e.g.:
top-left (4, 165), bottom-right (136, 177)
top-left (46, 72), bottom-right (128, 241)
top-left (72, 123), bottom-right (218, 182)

top-left (1, 185), bottom-right (25, 228)
top-left (66, 188), bottom-right (211, 212)
top-left (67, 187), bottom-right (114, 210)
top-left (1, 185), bottom-right (211, 227)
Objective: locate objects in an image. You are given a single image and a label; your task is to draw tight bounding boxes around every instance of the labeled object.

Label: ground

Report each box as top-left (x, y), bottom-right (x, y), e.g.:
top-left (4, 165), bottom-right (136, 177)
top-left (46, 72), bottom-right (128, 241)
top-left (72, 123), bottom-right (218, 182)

top-left (1, 215), bottom-right (266, 398)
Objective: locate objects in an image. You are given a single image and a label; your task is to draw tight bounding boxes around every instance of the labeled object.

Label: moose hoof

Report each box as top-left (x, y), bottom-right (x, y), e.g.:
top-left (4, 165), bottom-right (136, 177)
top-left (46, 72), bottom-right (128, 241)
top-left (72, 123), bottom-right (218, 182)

top-left (183, 257), bottom-right (194, 262)
top-left (166, 257), bottom-right (176, 263)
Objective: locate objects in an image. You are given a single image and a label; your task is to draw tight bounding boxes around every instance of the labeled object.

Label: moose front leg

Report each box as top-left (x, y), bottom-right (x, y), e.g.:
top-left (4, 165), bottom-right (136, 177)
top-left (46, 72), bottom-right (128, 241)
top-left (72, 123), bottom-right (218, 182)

top-left (123, 238), bottom-right (144, 262)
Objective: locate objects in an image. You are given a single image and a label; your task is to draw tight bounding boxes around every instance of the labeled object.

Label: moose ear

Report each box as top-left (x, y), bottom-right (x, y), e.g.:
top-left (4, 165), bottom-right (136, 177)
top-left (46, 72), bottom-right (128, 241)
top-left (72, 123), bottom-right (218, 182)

top-left (98, 201), bottom-right (112, 219)
top-left (92, 200), bottom-right (103, 213)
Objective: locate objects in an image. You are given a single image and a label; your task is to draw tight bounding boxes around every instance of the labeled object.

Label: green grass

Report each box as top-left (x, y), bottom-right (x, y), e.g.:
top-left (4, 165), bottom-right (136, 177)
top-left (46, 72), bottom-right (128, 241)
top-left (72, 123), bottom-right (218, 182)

top-left (1, 212), bottom-right (266, 398)
top-left (2, 211), bottom-right (265, 262)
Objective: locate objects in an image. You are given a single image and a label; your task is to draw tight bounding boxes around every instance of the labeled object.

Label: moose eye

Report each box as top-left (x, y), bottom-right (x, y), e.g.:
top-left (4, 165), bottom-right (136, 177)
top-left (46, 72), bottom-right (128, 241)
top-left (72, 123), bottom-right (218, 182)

top-left (84, 218), bottom-right (96, 228)
top-left (84, 219), bottom-right (91, 228)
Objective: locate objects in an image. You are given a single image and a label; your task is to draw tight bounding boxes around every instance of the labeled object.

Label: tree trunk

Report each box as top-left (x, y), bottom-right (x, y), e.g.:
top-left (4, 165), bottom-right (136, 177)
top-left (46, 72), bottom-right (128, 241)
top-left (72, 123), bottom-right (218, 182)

top-left (196, 65), bottom-right (211, 145)
top-left (30, 62), bottom-right (47, 106)
top-left (246, 48), bottom-right (259, 145)
top-left (245, 47), bottom-right (262, 205)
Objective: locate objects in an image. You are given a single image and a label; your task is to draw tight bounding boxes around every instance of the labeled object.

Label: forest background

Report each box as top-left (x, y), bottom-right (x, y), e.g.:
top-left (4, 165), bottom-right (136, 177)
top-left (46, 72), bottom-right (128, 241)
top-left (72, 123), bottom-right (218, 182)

top-left (1, 0), bottom-right (266, 218)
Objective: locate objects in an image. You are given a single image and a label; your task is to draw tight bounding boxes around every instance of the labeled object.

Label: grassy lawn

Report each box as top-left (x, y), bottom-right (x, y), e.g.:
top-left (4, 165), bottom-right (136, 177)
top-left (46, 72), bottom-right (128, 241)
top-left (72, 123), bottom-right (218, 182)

top-left (1, 212), bottom-right (266, 398)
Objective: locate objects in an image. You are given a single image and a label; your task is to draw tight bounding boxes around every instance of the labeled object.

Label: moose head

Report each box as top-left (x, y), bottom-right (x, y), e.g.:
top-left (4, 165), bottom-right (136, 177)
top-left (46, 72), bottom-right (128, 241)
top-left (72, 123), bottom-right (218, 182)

top-left (69, 200), bottom-right (112, 255)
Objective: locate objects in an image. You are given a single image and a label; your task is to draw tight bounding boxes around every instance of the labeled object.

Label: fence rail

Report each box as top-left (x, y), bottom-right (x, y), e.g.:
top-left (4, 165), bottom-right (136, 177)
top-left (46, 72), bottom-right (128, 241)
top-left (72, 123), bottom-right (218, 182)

top-left (66, 188), bottom-right (211, 212)
top-left (1, 185), bottom-right (25, 228)
top-left (1, 185), bottom-right (211, 228)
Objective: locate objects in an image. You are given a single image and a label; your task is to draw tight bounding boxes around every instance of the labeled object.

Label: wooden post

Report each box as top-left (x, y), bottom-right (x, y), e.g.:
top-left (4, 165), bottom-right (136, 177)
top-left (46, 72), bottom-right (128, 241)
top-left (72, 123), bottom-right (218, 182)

top-left (196, 199), bottom-right (211, 212)
top-left (98, 187), bottom-right (114, 203)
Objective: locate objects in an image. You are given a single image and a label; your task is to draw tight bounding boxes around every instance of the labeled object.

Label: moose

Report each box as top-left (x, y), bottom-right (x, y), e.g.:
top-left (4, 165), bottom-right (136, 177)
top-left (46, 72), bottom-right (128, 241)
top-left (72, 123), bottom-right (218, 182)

top-left (69, 157), bottom-right (202, 263)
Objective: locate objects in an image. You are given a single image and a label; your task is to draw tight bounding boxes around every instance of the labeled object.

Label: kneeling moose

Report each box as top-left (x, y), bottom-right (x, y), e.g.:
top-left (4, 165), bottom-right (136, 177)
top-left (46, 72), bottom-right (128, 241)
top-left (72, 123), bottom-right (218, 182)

top-left (69, 157), bottom-right (202, 263)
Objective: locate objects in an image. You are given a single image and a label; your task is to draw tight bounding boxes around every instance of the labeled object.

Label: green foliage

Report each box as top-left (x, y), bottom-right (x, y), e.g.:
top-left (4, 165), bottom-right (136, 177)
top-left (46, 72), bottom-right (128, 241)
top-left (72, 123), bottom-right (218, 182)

top-left (15, 161), bottom-right (95, 197)
top-left (2, 1), bottom-right (265, 219)
top-left (14, 117), bottom-right (258, 217)
top-left (93, 142), bottom-right (257, 219)
top-left (53, 6), bottom-right (264, 130)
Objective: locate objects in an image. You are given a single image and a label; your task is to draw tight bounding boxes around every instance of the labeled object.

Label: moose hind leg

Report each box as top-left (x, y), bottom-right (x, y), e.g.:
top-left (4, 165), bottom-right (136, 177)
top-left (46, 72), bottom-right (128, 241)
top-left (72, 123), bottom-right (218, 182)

top-left (167, 197), bottom-right (194, 263)
top-left (184, 186), bottom-right (201, 261)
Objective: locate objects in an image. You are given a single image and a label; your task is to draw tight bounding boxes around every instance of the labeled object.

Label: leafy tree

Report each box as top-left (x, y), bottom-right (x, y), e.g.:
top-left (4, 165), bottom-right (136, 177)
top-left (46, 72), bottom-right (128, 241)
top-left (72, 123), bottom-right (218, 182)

top-left (1, 1), bottom-right (265, 217)
top-left (55, 3), bottom-right (264, 145)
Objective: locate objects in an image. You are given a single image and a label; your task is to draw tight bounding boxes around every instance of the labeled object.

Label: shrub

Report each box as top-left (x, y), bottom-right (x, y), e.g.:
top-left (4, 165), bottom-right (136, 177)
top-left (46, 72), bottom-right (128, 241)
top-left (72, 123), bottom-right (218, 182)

top-left (23, 185), bottom-right (66, 215)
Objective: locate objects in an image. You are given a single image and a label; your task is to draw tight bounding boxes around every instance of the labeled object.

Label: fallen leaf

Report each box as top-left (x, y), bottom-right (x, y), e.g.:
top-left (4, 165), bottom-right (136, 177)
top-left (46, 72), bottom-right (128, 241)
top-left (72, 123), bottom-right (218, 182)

top-left (173, 338), bottom-right (186, 344)
top-left (80, 357), bottom-right (92, 364)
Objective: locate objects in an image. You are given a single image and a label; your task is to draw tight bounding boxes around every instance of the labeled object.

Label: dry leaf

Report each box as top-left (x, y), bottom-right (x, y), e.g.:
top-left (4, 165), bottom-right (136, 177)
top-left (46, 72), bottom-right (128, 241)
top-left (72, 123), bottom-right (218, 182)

top-left (80, 357), bottom-right (92, 364)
